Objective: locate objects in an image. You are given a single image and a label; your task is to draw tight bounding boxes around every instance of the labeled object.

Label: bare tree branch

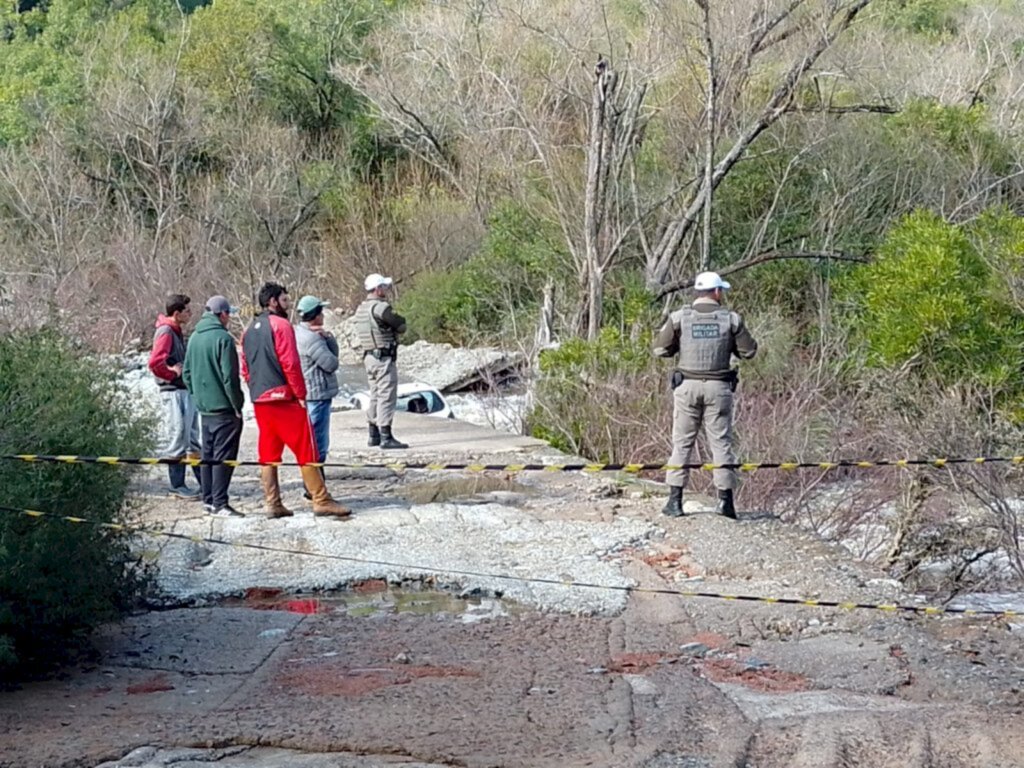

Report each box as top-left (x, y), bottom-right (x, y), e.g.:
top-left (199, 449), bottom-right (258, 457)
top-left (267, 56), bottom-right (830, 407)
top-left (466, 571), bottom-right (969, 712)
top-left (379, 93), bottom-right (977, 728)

top-left (654, 248), bottom-right (871, 300)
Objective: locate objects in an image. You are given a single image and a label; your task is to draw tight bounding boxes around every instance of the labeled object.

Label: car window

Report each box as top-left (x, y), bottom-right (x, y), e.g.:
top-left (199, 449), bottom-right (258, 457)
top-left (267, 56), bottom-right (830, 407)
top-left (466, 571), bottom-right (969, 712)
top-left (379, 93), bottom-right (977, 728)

top-left (398, 390), bottom-right (444, 413)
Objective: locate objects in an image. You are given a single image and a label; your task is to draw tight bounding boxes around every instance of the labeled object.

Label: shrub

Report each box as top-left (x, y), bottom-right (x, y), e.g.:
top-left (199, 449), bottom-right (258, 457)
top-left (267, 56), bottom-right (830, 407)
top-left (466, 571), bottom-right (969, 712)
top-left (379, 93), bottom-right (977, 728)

top-left (400, 199), bottom-right (569, 345)
top-left (875, 0), bottom-right (965, 38)
top-left (0, 330), bottom-right (152, 678)
top-left (527, 323), bottom-right (667, 463)
top-left (840, 209), bottom-right (1024, 402)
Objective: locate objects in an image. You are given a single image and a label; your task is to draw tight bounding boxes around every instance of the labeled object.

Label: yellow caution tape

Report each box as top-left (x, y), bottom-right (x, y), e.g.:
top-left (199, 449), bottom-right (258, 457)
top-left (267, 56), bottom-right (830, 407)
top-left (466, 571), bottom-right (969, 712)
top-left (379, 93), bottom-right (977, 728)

top-left (1, 504), bottom-right (1018, 620)
top-left (4, 453), bottom-right (1024, 473)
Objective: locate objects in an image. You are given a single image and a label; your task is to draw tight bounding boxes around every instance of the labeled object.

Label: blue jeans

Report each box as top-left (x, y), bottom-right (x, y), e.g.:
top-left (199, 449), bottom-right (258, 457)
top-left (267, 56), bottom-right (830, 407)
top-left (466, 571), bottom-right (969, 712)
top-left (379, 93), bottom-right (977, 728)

top-left (306, 399), bottom-right (332, 461)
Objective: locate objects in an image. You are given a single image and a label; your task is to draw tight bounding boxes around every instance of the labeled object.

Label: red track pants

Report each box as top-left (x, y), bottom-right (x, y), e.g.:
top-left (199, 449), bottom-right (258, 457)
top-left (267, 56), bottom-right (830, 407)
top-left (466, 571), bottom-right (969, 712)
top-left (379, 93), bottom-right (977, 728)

top-left (253, 401), bottom-right (318, 465)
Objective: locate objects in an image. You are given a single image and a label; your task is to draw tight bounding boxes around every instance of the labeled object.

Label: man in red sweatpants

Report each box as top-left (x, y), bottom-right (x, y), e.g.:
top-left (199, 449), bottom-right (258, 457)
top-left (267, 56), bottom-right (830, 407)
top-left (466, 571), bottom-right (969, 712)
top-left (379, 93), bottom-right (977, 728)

top-left (241, 282), bottom-right (349, 519)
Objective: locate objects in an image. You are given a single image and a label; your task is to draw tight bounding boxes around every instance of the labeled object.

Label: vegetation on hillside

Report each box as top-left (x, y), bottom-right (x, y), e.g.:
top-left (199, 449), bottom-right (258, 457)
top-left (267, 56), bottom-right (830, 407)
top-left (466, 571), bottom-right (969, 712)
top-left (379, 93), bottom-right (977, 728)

top-left (2, 0), bottom-right (1024, 600)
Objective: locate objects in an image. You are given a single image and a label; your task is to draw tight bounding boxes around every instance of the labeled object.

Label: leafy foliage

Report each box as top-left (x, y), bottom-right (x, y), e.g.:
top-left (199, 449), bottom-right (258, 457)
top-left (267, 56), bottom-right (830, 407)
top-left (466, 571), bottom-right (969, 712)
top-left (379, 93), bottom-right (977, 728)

top-left (886, 100), bottom-right (1014, 176)
top-left (400, 199), bottom-right (569, 344)
top-left (0, 331), bottom-right (152, 677)
top-left (875, 0), bottom-right (966, 38)
top-left (842, 209), bottom-right (1024, 400)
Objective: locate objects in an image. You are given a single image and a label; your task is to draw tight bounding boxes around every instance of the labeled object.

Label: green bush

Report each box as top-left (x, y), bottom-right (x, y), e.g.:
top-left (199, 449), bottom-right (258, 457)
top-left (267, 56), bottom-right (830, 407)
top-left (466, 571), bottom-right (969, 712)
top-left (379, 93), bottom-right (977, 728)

top-left (527, 324), bottom-right (667, 462)
top-left (0, 330), bottom-right (152, 678)
top-left (886, 100), bottom-right (1014, 176)
top-left (876, 0), bottom-right (965, 38)
top-left (400, 199), bottom-right (569, 345)
top-left (841, 209), bottom-right (1024, 400)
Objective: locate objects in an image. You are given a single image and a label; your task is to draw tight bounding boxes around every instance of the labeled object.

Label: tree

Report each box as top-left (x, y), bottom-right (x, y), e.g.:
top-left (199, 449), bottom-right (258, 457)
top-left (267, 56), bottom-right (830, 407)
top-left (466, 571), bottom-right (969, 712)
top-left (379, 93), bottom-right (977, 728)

top-left (337, 0), bottom-right (880, 337)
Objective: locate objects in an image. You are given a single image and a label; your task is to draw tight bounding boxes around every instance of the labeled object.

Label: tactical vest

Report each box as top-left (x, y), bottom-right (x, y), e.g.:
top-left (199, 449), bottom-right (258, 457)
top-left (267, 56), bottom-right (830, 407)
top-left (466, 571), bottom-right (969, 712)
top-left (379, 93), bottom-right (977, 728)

top-left (674, 306), bottom-right (734, 374)
top-left (355, 298), bottom-right (396, 352)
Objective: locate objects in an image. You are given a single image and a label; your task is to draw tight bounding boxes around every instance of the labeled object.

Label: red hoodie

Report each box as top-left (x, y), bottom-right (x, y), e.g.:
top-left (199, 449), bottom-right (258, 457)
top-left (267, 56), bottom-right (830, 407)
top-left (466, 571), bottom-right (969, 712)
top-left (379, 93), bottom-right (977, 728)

top-left (148, 315), bottom-right (187, 390)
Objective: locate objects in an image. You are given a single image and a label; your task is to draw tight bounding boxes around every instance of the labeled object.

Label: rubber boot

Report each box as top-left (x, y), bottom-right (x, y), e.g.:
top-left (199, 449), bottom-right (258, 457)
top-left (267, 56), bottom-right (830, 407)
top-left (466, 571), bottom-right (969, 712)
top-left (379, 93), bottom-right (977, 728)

top-left (367, 423), bottom-right (381, 447)
top-left (300, 465), bottom-right (351, 518)
top-left (379, 425), bottom-right (408, 450)
top-left (661, 485), bottom-right (684, 518)
top-left (716, 489), bottom-right (738, 520)
top-left (261, 465), bottom-right (293, 519)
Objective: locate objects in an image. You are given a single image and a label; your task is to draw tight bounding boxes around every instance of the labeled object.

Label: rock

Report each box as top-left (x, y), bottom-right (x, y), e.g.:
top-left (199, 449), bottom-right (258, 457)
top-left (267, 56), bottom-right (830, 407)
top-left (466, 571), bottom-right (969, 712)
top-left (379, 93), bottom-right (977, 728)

top-left (323, 312), bottom-right (525, 392)
top-left (94, 745), bottom-right (157, 767)
top-left (679, 642), bottom-right (710, 658)
top-left (623, 673), bottom-right (659, 695)
top-left (399, 340), bottom-right (525, 392)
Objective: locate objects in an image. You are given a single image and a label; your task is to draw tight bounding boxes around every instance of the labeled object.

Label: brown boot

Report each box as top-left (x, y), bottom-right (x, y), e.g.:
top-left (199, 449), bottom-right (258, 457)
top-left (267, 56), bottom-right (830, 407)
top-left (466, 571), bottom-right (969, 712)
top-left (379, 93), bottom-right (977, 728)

top-left (261, 465), bottom-right (293, 519)
top-left (300, 465), bottom-right (351, 518)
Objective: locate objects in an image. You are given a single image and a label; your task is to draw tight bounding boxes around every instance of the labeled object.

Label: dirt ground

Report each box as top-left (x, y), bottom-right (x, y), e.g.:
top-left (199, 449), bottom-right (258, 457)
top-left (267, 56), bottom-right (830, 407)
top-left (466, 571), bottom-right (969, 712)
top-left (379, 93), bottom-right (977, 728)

top-left (4, 413), bottom-right (1024, 767)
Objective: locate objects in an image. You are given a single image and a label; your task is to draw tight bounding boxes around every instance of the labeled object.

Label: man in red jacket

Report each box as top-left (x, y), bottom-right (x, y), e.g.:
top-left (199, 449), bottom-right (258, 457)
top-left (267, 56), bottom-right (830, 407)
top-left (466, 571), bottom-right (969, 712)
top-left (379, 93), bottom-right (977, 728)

top-left (148, 293), bottom-right (202, 499)
top-left (241, 282), bottom-right (349, 519)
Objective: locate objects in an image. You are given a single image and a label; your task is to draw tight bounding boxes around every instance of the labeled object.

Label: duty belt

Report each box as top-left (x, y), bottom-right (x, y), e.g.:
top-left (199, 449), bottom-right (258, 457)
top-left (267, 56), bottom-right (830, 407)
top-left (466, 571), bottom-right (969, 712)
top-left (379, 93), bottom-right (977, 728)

top-left (365, 347), bottom-right (397, 360)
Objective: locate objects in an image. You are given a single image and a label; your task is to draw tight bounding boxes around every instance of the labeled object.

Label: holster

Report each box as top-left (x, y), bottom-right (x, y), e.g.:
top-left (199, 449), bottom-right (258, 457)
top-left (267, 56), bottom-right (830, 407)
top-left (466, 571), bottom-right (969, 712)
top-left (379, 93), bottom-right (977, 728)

top-left (367, 346), bottom-right (398, 361)
top-left (727, 369), bottom-right (739, 392)
top-left (669, 370), bottom-right (684, 390)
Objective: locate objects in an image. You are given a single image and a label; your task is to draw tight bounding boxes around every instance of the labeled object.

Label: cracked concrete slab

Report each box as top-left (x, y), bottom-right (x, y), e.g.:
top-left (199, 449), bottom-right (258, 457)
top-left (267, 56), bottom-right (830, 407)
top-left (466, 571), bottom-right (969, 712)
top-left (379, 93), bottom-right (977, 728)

top-left (91, 609), bottom-right (305, 675)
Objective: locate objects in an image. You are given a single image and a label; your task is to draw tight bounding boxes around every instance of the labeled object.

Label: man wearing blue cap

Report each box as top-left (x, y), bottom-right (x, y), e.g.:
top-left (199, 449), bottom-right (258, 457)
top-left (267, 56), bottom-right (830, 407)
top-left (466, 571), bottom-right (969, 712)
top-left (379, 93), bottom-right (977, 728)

top-left (183, 295), bottom-right (245, 517)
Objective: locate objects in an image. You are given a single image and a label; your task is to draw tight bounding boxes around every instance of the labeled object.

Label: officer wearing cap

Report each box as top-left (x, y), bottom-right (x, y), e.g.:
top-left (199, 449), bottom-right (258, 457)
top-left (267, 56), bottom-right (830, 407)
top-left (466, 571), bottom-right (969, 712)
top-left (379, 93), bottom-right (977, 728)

top-left (653, 271), bottom-right (758, 519)
top-left (294, 294), bottom-right (339, 480)
top-left (355, 273), bottom-right (408, 449)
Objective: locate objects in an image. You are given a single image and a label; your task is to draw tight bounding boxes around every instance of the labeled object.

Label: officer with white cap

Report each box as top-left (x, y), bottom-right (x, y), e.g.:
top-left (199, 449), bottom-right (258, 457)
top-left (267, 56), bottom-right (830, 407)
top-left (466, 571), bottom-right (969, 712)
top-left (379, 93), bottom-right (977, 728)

top-left (653, 271), bottom-right (758, 519)
top-left (355, 273), bottom-right (408, 449)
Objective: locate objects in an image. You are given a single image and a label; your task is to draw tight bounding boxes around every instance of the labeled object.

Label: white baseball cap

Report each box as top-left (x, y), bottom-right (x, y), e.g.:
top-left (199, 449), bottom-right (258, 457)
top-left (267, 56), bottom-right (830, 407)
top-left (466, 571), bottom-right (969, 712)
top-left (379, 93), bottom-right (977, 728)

top-left (693, 271), bottom-right (731, 291)
top-left (364, 273), bottom-right (393, 291)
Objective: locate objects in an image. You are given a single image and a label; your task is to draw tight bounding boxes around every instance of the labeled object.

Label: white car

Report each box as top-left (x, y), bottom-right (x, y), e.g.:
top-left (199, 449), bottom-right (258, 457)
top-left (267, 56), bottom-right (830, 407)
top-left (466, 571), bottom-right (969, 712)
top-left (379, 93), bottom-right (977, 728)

top-left (347, 382), bottom-right (455, 419)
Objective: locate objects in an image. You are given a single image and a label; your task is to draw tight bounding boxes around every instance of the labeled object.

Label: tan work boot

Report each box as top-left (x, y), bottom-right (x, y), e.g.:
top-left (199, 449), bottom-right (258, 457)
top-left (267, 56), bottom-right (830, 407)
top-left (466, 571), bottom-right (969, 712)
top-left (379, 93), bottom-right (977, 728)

top-left (261, 465), bottom-right (293, 519)
top-left (300, 465), bottom-right (351, 518)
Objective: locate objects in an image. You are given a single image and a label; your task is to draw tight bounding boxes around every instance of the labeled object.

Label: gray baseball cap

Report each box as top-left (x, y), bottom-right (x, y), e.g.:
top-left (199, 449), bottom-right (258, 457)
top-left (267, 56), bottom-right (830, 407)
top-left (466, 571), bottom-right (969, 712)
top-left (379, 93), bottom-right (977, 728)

top-left (205, 295), bottom-right (239, 315)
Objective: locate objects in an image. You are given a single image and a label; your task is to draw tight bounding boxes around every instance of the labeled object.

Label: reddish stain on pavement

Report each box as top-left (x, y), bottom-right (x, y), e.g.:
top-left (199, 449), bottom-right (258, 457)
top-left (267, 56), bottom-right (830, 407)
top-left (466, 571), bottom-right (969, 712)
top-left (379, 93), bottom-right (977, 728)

top-left (244, 587), bottom-right (284, 603)
top-left (277, 664), bottom-right (479, 697)
top-left (353, 579), bottom-right (388, 593)
top-left (127, 674), bottom-right (175, 695)
top-left (282, 599), bottom-right (329, 614)
top-left (698, 659), bottom-right (809, 693)
top-left (606, 653), bottom-right (672, 673)
top-left (641, 550), bottom-right (702, 578)
top-left (242, 589), bottom-right (330, 614)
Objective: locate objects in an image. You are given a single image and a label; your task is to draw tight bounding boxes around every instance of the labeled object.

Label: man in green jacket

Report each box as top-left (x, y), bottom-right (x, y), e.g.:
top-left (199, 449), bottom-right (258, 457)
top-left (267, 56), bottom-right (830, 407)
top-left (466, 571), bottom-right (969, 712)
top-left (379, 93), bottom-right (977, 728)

top-left (183, 295), bottom-right (245, 517)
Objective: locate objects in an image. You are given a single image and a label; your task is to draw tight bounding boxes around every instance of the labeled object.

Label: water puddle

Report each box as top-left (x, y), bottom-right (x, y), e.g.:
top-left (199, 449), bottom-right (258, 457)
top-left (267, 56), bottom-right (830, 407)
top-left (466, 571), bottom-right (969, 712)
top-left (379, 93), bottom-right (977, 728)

top-left (227, 583), bottom-right (521, 623)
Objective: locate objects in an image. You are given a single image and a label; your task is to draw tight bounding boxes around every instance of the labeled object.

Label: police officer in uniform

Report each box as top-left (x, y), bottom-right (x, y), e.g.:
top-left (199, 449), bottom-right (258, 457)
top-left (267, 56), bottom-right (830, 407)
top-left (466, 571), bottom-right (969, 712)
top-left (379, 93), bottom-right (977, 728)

top-left (356, 273), bottom-right (408, 450)
top-left (653, 271), bottom-right (757, 519)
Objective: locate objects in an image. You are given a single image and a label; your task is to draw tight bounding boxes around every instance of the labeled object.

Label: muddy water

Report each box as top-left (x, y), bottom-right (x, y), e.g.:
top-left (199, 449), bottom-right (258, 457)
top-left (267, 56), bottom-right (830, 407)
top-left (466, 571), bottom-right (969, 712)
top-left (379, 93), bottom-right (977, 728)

top-left (223, 584), bottom-right (523, 622)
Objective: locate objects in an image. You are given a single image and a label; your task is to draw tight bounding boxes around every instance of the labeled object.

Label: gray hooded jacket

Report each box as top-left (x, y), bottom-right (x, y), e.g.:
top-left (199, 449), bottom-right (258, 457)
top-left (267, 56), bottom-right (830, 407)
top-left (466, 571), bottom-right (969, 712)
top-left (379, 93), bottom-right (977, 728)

top-left (295, 322), bottom-right (340, 402)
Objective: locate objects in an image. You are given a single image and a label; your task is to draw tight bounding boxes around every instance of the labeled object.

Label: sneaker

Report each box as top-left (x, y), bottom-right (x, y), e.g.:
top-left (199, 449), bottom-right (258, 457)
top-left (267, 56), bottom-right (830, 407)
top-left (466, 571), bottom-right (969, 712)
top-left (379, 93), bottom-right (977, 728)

top-left (203, 503), bottom-right (216, 514)
top-left (169, 486), bottom-right (201, 501)
top-left (213, 504), bottom-right (245, 518)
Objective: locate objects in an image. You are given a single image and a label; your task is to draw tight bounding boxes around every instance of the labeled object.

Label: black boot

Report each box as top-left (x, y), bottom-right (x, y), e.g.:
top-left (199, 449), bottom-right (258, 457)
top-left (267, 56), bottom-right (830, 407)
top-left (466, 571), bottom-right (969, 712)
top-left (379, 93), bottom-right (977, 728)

top-left (379, 425), bottom-right (408, 450)
top-left (716, 489), bottom-right (737, 519)
top-left (661, 485), bottom-right (684, 517)
top-left (367, 423), bottom-right (381, 447)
